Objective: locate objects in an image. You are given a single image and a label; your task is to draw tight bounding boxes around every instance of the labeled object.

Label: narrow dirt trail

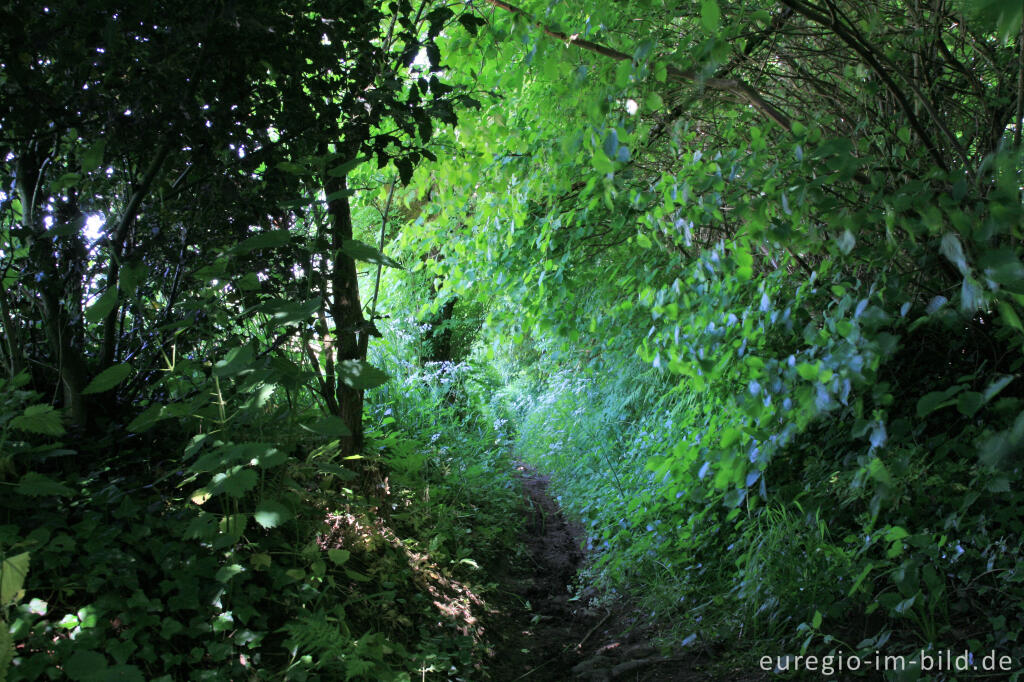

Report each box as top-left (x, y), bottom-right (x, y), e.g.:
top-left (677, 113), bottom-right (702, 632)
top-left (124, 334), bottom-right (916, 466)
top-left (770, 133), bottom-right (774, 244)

top-left (483, 464), bottom-right (718, 681)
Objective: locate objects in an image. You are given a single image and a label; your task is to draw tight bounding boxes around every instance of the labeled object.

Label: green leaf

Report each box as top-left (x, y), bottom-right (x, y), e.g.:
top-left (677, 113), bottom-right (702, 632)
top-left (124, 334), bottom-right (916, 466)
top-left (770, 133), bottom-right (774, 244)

top-left (214, 564), bottom-right (245, 583)
top-left (233, 230), bottom-right (290, 254)
top-left (275, 161), bottom-right (309, 175)
top-left (940, 232), bottom-right (969, 276)
top-left (916, 385), bottom-right (963, 417)
top-left (208, 466), bottom-right (258, 498)
top-left (82, 363), bottom-right (132, 394)
top-left (213, 345), bottom-right (255, 377)
top-left (701, 0), bottom-right (721, 32)
top-left (340, 239), bottom-right (403, 269)
top-left (257, 297), bottom-right (321, 325)
top-left (80, 140), bottom-right (106, 172)
top-left (10, 404), bottom-right (65, 436)
top-left (811, 610), bottom-right (822, 629)
top-left (85, 287), bottom-right (118, 324)
top-left (64, 650), bottom-right (109, 680)
top-left (956, 391), bottom-right (984, 417)
top-left (305, 415), bottom-right (352, 437)
top-left (337, 360), bottom-right (390, 390)
top-left (328, 549), bottom-right (351, 565)
top-left (119, 261), bottom-right (148, 294)
top-left (796, 362), bottom-right (819, 380)
top-left (16, 472), bottom-right (74, 497)
top-left (1, 552), bottom-right (30, 604)
top-left (592, 150), bottom-right (614, 174)
top-left (979, 249), bottom-right (1024, 293)
top-left (218, 514), bottom-right (248, 543)
top-left (254, 499), bottom-right (293, 529)
top-left (998, 302), bottom-right (1023, 332)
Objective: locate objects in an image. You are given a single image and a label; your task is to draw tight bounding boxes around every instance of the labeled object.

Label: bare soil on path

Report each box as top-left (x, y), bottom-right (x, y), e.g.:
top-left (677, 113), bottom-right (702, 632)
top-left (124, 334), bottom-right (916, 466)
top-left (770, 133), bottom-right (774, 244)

top-left (482, 464), bottom-right (766, 681)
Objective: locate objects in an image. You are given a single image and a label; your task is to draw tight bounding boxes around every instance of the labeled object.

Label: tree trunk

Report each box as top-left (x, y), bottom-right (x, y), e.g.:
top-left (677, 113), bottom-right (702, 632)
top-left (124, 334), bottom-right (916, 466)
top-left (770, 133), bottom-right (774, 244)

top-left (325, 167), bottom-right (366, 453)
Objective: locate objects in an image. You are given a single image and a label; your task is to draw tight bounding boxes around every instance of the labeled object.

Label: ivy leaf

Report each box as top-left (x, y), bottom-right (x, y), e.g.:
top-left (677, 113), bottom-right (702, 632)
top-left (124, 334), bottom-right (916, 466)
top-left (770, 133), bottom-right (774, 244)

top-left (82, 363), bottom-right (132, 394)
top-left (85, 287), bottom-right (118, 324)
top-left (10, 404), bottom-right (65, 436)
top-left (254, 499), bottom-right (293, 529)
top-left (337, 360), bottom-right (390, 390)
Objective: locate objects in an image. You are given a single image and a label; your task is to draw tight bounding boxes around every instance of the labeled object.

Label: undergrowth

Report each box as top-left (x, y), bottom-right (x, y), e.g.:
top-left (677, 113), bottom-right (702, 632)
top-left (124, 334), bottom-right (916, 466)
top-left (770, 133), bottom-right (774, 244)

top-left (0, 330), bottom-right (523, 681)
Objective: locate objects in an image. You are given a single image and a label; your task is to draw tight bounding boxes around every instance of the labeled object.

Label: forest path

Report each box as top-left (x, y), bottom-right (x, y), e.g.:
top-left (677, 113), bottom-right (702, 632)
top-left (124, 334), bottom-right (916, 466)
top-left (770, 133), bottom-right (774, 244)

top-left (482, 463), bottom-right (710, 681)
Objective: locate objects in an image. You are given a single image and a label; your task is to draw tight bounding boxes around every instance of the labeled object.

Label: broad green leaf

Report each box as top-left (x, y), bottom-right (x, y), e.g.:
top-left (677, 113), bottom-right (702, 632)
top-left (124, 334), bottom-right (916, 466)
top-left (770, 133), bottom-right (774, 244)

top-left (82, 363), bottom-right (132, 394)
top-left (328, 549), bottom-right (351, 565)
top-left (916, 385), bottom-right (963, 417)
top-left (80, 140), bottom-right (106, 172)
top-left (209, 466), bottom-right (258, 498)
top-left (701, 0), bottom-right (721, 32)
top-left (254, 499), bottom-right (293, 529)
top-left (85, 287), bottom-right (118, 324)
top-left (940, 232), bottom-right (969, 276)
top-left (979, 249), bottom-right (1024, 293)
top-left (257, 297), bottom-right (321, 325)
top-left (1, 552), bottom-right (30, 604)
top-left (10, 404), bottom-right (65, 436)
top-left (119, 261), bottom-right (148, 294)
top-left (305, 415), bottom-right (352, 437)
top-left (233, 230), bottom-right (290, 254)
top-left (214, 564), bottom-right (245, 583)
top-left (956, 391), bottom-right (984, 417)
top-left (337, 359), bottom-right (390, 390)
top-left (275, 161), bottom-right (309, 175)
top-left (643, 91), bottom-right (667, 110)
top-left (796, 362), bottom-right (819, 380)
top-left (16, 472), bottom-right (74, 497)
top-left (592, 150), bottom-right (614, 174)
top-left (218, 514), bottom-right (248, 545)
top-left (213, 345), bottom-right (255, 377)
top-left (64, 650), bottom-right (108, 681)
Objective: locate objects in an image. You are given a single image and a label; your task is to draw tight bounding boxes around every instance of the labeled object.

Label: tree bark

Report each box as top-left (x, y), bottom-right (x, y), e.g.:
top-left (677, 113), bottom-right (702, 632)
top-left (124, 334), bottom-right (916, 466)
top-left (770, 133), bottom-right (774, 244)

top-left (325, 167), bottom-right (366, 453)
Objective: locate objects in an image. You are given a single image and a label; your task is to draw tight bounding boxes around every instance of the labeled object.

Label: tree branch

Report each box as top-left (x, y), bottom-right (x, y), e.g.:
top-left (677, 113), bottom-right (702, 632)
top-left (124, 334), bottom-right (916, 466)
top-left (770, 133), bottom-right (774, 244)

top-left (482, 0), bottom-right (793, 131)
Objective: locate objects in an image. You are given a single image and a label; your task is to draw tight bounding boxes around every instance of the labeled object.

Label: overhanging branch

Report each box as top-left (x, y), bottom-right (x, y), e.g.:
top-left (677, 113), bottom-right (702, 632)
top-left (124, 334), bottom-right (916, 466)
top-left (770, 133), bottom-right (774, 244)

top-left (482, 0), bottom-right (793, 131)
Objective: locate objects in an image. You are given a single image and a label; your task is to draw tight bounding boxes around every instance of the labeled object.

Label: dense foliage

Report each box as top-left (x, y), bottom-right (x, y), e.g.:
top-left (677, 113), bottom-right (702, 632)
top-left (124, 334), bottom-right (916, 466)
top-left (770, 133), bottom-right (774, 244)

top-left (1, 0), bottom-right (1023, 679)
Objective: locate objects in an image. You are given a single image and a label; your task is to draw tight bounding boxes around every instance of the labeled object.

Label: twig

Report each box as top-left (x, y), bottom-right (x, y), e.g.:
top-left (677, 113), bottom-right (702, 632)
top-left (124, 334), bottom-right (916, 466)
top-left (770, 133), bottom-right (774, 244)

top-left (577, 610), bottom-right (612, 649)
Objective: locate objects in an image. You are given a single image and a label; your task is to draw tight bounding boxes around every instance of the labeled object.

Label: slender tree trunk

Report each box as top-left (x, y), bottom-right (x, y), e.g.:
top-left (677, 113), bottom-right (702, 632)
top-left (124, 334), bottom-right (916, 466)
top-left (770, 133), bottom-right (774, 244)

top-left (325, 165), bottom-right (366, 452)
top-left (16, 149), bottom-right (89, 426)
